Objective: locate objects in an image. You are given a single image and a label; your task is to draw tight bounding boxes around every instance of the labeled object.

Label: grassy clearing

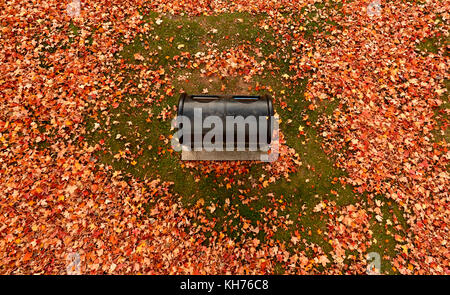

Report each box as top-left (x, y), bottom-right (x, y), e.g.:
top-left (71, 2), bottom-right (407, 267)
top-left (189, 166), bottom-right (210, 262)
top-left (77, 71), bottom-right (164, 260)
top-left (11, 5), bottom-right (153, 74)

top-left (417, 31), bottom-right (449, 147)
top-left (83, 8), bottom-right (409, 273)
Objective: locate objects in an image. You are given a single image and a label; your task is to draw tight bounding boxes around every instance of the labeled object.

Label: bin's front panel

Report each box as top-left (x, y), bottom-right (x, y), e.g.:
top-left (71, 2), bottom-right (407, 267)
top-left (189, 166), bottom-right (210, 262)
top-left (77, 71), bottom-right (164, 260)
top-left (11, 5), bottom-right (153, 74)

top-left (178, 94), bottom-right (273, 149)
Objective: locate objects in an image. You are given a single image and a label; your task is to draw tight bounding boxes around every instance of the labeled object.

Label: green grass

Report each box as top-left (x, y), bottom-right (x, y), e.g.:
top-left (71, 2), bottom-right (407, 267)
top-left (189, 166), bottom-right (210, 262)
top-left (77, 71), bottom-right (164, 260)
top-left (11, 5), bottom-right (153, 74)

top-left (417, 31), bottom-right (449, 148)
top-left (417, 36), bottom-right (449, 55)
top-left (82, 8), bottom-right (410, 273)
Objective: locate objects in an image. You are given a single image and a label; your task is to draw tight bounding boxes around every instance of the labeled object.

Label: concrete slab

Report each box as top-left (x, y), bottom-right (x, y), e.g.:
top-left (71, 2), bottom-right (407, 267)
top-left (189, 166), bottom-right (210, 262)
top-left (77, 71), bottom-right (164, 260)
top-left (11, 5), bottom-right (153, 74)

top-left (181, 150), bottom-right (268, 161)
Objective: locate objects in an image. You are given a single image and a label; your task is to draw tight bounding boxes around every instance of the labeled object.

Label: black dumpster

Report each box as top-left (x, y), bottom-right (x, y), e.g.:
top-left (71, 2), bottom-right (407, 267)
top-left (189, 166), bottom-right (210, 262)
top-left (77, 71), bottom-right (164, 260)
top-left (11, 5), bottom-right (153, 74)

top-left (176, 93), bottom-right (274, 150)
